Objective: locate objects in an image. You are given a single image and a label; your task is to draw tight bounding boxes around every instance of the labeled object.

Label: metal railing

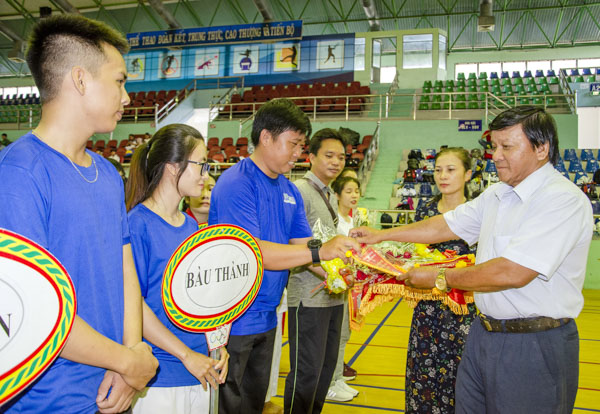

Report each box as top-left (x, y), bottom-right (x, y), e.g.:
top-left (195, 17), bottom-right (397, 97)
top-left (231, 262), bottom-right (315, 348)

top-left (558, 69), bottom-right (577, 113)
top-left (358, 122), bottom-right (380, 189)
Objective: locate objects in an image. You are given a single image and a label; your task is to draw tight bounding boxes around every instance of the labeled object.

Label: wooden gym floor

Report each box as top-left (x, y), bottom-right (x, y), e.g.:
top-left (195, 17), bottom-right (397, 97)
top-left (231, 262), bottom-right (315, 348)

top-left (270, 290), bottom-right (600, 413)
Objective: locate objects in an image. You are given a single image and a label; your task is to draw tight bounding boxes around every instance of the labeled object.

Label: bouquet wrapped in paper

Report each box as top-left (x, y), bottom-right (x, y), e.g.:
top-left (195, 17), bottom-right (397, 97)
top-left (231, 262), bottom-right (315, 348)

top-left (311, 219), bottom-right (354, 294)
top-left (346, 241), bottom-right (475, 331)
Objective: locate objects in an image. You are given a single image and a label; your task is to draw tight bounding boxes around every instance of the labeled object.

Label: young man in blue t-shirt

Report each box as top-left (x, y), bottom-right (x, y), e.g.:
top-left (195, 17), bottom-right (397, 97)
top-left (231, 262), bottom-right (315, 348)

top-left (0, 15), bottom-right (157, 414)
top-left (209, 99), bottom-right (359, 414)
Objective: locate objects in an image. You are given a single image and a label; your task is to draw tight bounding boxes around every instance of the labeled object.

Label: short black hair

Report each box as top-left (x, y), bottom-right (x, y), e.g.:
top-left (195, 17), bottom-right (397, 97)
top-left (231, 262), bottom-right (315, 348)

top-left (26, 14), bottom-right (129, 103)
top-left (250, 98), bottom-right (311, 147)
top-left (332, 176), bottom-right (360, 195)
top-left (489, 106), bottom-right (559, 165)
top-left (308, 128), bottom-right (346, 155)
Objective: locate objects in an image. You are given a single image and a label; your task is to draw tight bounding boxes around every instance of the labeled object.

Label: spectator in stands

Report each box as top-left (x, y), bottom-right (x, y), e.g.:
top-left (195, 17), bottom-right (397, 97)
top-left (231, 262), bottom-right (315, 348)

top-left (328, 175), bottom-right (362, 399)
top-left (108, 157), bottom-right (127, 187)
top-left (406, 147), bottom-right (476, 413)
top-left (0, 133), bottom-right (11, 148)
top-left (284, 128), bottom-right (350, 411)
top-left (209, 98), bottom-right (359, 414)
top-left (183, 173), bottom-right (217, 226)
top-left (0, 14), bottom-right (157, 413)
top-left (351, 106), bottom-right (593, 414)
top-left (109, 149), bottom-right (120, 162)
top-left (125, 123), bottom-right (228, 414)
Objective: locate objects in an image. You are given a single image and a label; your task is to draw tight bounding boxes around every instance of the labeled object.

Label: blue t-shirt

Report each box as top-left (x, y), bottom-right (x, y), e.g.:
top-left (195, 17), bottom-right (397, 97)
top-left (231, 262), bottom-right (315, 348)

top-left (0, 133), bottom-right (129, 414)
top-left (208, 157), bottom-right (312, 336)
top-left (128, 204), bottom-right (208, 387)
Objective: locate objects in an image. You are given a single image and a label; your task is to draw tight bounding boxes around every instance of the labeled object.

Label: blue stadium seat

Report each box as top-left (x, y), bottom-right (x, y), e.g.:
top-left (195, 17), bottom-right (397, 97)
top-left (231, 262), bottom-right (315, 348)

top-left (591, 201), bottom-right (600, 215)
top-left (419, 183), bottom-right (433, 197)
top-left (501, 71), bottom-right (509, 79)
top-left (535, 70), bottom-right (545, 78)
top-left (582, 68), bottom-right (592, 75)
top-left (586, 160), bottom-right (599, 173)
top-left (563, 149), bottom-right (577, 161)
top-left (570, 69), bottom-right (580, 76)
top-left (568, 160), bottom-right (584, 173)
top-left (489, 72), bottom-right (498, 79)
top-left (523, 70), bottom-right (532, 78)
top-left (512, 71), bottom-right (521, 78)
top-left (581, 149), bottom-right (594, 161)
top-left (555, 161), bottom-right (567, 174)
top-left (484, 160), bottom-right (497, 173)
top-left (573, 171), bottom-right (587, 183)
top-left (547, 70), bottom-right (556, 77)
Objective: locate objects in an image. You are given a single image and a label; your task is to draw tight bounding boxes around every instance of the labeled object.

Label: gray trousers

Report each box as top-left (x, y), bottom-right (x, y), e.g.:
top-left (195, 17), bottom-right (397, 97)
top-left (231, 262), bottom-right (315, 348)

top-left (456, 316), bottom-right (579, 414)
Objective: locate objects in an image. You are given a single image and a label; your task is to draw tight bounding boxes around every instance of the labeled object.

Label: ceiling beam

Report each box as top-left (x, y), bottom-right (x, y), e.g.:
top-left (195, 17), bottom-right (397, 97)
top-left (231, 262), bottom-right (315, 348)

top-left (49, 0), bottom-right (81, 14)
top-left (0, 21), bottom-right (24, 43)
top-left (361, 0), bottom-right (381, 31)
top-left (253, 0), bottom-right (274, 22)
top-left (146, 0), bottom-right (182, 29)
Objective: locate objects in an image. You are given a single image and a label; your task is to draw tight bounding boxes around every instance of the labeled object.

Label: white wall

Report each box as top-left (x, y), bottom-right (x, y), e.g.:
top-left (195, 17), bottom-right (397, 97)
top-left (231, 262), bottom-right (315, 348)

top-left (577, 107), bottom-right (600, 149)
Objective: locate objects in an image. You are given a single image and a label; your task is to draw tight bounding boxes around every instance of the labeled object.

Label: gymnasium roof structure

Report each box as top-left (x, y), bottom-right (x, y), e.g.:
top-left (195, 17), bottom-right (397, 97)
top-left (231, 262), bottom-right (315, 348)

top-left (0, 0), bottom-right (599, 77)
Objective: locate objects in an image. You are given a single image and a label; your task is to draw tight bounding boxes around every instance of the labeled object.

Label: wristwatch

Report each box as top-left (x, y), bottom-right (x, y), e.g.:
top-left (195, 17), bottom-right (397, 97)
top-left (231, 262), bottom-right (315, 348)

top-left (307, 239), bottom-right (322, 265)
top-left (435, 268), bottom-right (448, 291)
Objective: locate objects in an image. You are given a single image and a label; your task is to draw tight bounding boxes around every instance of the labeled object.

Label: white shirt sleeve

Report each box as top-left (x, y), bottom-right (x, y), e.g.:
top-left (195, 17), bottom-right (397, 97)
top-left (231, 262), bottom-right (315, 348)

top-left (500, 190), bottom-right (593, 279)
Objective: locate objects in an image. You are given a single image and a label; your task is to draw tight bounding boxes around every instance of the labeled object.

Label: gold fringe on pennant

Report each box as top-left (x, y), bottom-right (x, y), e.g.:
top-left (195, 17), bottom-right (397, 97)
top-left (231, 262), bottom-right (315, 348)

top-left (370, 283), bottom-right (475, 315)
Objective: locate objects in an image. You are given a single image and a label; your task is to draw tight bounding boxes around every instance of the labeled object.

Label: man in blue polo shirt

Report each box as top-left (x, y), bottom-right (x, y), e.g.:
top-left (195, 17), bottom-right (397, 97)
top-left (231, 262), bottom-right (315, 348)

top-left (209, 99), bottom-right (359, 414)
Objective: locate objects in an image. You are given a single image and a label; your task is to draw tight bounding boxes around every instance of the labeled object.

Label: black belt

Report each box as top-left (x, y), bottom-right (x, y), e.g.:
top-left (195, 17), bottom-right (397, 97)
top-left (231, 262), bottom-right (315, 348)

top-left (479, 314), bottom-right (572, 333)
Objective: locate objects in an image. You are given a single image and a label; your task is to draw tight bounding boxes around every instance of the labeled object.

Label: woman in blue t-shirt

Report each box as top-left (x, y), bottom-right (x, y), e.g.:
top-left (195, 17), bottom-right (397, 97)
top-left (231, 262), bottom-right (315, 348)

top-left (125, 124), bottom-right (229, 414)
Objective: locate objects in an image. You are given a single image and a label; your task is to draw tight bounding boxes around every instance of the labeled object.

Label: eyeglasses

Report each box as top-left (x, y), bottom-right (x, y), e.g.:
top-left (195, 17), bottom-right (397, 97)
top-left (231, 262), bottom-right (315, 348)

top-left (187, 160), bottom-right (211, 175)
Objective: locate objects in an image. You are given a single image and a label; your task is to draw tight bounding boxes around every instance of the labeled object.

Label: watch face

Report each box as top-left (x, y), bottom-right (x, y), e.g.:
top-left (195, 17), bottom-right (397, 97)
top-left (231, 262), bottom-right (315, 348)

top-left (308, 239), bottom-right (322, 249)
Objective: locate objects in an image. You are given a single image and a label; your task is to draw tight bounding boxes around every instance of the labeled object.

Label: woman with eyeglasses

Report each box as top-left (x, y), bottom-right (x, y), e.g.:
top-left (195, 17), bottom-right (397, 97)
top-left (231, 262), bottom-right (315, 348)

top-left (125, 124), bottom-right (229, 414)
top-left (183, 173), bottom-right (217, 228)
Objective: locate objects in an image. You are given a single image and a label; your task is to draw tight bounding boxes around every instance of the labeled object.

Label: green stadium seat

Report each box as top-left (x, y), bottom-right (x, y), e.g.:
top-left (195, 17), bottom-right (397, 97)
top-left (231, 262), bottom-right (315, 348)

top-left (491, 86), bottom-right (501, 95)
top-left (457, 73), bottom-right (466, 80)
top-left (574, 76), bottom-right (584, 83)
top-left (455, 94), bottom-right (466, 102)
top-left (587, 75), bottom-right (596, 82)
top-left (546, 96), bottom-right (556, 107)
top-left (537, 77), bottom-right (548, 85)
top-left (422, 87), bottom-right (432, 94)
top-left (468, 101), bottom-right (480, 109)
top-left (532, 97), bottom-right (543, 105)
top-left (434, 86), bottom-right (443, 93)
top-left (506, 97), bottom-right (515, 105)
top-left (491, 78), bottom-right (500, 87)
top-left (501, 78), bottom-right (512, 86)
top-left (513, 78), bottom-right (524, 86)
top-left (526, 85), bottom-right (538, 94)
top-left (445, 80), bottom-right (455, 88)
top-left (420, 95), bottom-right (431, 103)
top-left (467, 94), bottom-right (478, 102)
top-left (502, 85), bottom-right (514, 95)
top-left (540, 84), bottom-right (551, 93)
top-left (525, 77), bottom-right (536, 85)
top-left (548, 76), bottom-right (559, 84)
top-left (468, 86), bottom-right (477, 93)
top-left (434, 80), bottom-right (443, 88)
top-left (454, 102), bottom-right (467, 109)
top-left (479, 85), bottom-right (489, 93)
top-left (423, 80), bottom-right (433, 88)
top-left (479, 79), bottom-right (489, 87)
top-left (443, 102), bottom-right (450, 109)
top-left (419, 103), bottom-right (430, 110)
top-left (442, 94), bottom-right (450, 102)
top-left (456, 79), bottom-right (466, 87)
top-left (455, 86), bottom-right (466, 93)
top-left (467, 79), bottom-right (477, 87)
top-left (514, 84), bottom-right (525, 93)
top-left (431, 102), bottom-right (442, 110)
top-left (468, 72), bottom-right (477, 80)
top-left (479, 72), bottom-right (488, 79)
top-left (432, 94), bottom-right (442, 102)
top-left (444, 86), bottom-right (453, 93)
top-left (518, 96), bottom-right (530, 105)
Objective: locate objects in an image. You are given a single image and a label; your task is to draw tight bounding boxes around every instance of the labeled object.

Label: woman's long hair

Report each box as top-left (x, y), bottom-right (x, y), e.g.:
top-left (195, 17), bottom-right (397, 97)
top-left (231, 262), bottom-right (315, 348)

top-left (125, 124), bottom-right (204, 211)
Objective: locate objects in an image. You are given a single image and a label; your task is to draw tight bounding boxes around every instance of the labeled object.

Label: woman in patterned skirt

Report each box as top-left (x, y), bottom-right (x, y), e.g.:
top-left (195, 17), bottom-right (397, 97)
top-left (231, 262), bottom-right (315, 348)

top-left (405, 147), bottom-right (477, 413)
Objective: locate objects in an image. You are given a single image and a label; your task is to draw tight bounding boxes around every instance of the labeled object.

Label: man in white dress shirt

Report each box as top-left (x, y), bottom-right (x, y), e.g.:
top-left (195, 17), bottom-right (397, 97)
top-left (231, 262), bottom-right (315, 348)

top-left (351, 106), bottom-right (593, 413)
